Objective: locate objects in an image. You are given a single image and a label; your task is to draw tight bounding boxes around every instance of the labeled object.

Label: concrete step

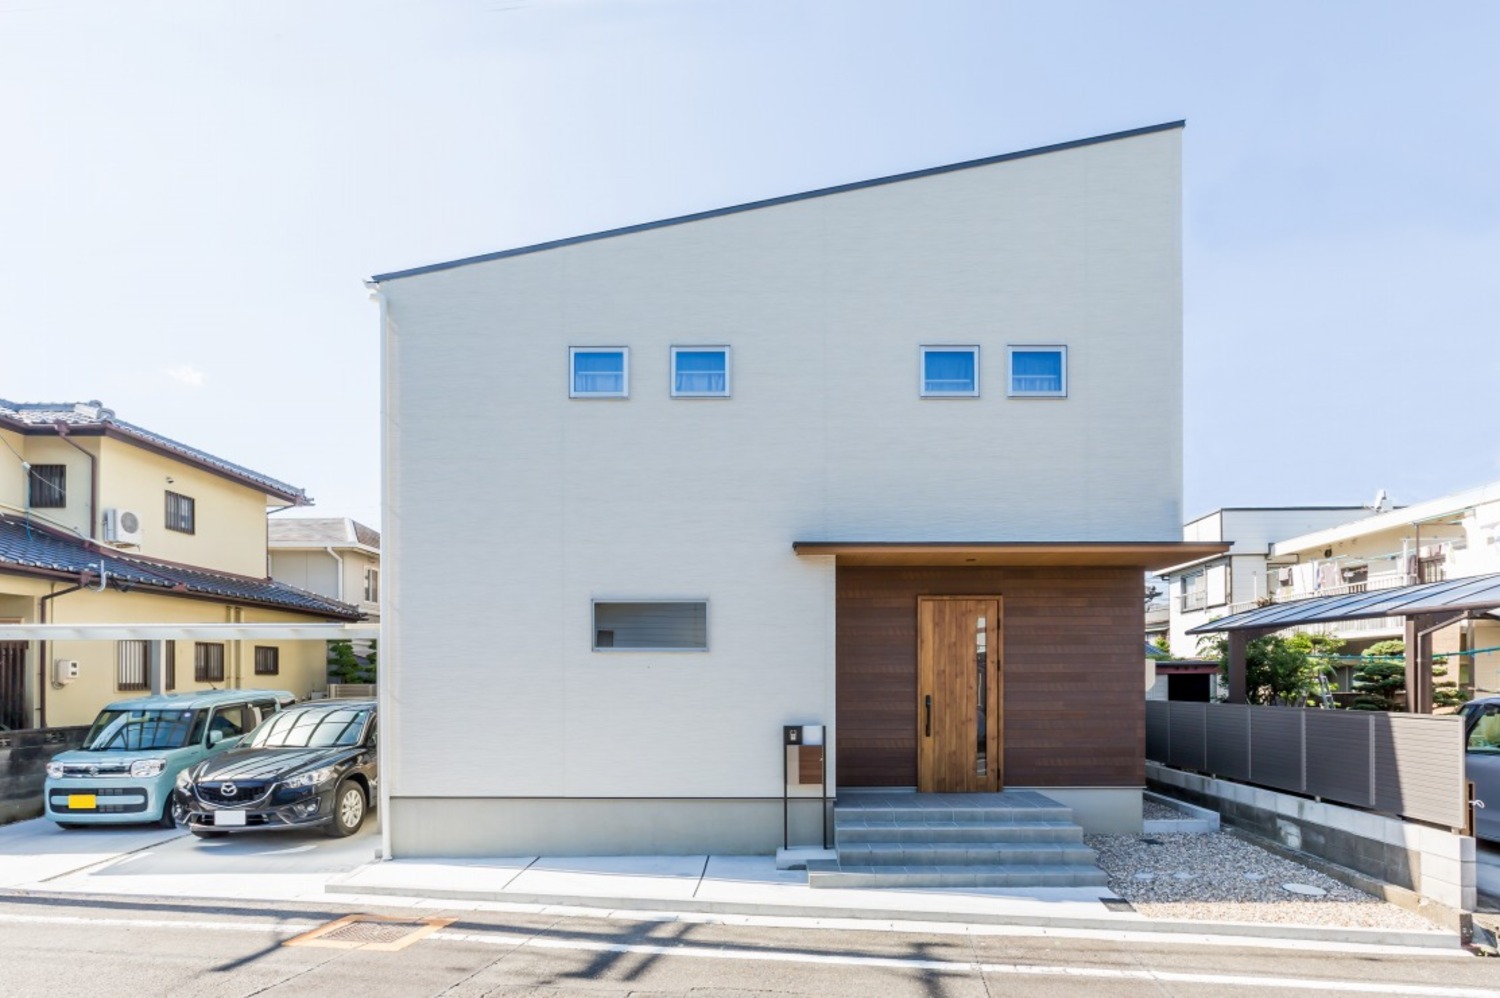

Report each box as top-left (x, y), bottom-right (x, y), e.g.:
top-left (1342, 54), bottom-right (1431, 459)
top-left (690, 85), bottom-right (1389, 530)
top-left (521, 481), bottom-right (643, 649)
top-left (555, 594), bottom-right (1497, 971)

top-left (834, 805), bottom-right (1074, 825)
top-left (835, 819), bottom-right (1084, 845)
top-left (808, 863), bottom-right (1110, 889)
top-left (834, 841), bottom-right (1098, 868)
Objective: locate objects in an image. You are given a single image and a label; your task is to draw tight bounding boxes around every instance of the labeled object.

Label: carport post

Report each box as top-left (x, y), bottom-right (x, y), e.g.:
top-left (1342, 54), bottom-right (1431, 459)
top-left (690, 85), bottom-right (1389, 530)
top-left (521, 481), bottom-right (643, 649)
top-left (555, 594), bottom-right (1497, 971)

top-left (1403, 615), bottom-right (1435, 714)
top-left (148, 639), bottom-right (165, 696)
top-left (1227, 631), bottom-right (1249, 704)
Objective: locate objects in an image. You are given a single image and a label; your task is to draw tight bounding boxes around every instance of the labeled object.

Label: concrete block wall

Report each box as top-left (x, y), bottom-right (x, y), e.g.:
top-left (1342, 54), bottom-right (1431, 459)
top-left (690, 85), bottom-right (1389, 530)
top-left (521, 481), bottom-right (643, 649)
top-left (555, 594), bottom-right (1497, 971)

top-left (1148, 762), bottom-right (1476, 912)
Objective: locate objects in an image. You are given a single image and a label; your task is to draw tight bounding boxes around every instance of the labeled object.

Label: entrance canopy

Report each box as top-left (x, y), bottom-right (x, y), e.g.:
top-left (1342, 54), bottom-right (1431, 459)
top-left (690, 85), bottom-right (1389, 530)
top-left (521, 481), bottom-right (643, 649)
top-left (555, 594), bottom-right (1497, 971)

top-left (792, 541), bottom-right (1229, 570)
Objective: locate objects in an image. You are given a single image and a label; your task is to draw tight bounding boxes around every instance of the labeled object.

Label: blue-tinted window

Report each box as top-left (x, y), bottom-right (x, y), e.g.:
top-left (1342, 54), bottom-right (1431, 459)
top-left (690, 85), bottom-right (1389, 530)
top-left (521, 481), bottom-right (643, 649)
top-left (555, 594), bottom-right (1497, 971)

top-left (672, 347), bottom-right (730, 397)
top-left (570, 348), bottom-right (629, 398)
top-left (921, 347), bottom-right (979, 397)
top-left (1008, 347), bottom-right (1067, 397)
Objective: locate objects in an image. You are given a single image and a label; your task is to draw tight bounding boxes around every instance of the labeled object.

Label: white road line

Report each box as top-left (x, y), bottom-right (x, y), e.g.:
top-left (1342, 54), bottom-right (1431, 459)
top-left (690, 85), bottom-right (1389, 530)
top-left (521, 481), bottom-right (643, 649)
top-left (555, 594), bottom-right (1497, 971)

top-left (253, 844), bottom-right (320, 856)
top-left (426, 929), bottom-right (1500, 997)
top-left (0, 912), bottom-right (318, 935)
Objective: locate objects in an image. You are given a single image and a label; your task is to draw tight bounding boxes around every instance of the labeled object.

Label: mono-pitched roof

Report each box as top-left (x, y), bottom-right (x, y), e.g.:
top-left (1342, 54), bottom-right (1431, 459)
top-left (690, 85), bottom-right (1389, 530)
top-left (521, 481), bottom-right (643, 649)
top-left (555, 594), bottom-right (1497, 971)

top-left (0, 514), bottom-right (362, 620)
top-left (0, 398), bottom-right (309, 505)
top-left (1185, 571), bottom-right (1500, 635)
top-left (268, 517), bottom-right (381, 551)
top-left (369, 121), bottom-right (1185, 284)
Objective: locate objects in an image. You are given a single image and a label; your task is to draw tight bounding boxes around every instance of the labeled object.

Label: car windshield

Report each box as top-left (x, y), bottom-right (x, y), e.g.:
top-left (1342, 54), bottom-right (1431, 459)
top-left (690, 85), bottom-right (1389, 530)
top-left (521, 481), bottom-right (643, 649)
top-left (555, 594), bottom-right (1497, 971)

top-left (248, 707), bottom-right (369, 749)
top-left (1468, 705), bottom-right (1500, 755)
top-left (81, 709), bottom-right (204, 751)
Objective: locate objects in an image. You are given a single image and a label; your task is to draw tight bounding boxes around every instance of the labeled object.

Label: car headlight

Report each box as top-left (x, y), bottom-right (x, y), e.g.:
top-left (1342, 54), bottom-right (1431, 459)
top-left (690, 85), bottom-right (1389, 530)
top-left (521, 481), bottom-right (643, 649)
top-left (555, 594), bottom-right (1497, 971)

top-left (130, 759), bottom-right (167, 778)
top-left (175, 768), bottom-right (195, 789)
top-left (46, 762), bottom-right (65, 779)
top-left (280, 766), bottom-right (337, 790)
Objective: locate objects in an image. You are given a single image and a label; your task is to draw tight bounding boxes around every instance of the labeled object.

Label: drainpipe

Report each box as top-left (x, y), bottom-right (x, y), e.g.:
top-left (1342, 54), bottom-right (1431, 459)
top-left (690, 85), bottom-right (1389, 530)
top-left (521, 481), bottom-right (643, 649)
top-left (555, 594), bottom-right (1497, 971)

top-left (324, 546), bottom-right (346, 602)
top-left (36, 577), bottom-right (88, 728)
top-left (52, 422), bottom-right (99, 541)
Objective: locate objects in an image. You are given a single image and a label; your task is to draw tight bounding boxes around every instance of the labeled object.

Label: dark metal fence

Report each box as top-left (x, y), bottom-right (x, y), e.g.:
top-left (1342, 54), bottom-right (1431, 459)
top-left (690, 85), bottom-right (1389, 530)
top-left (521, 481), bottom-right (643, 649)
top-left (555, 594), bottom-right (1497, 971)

top-left (0, 726), bottom-right (89, 824)
top-left (1145, 701), bottom-right (1467, 829)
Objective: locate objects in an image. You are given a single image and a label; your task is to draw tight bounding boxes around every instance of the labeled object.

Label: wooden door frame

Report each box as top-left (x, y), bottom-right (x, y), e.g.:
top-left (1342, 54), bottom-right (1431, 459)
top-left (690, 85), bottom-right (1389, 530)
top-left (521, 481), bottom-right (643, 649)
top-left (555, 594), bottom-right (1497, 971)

top-left (915, 595), bottom-right (1003, 792)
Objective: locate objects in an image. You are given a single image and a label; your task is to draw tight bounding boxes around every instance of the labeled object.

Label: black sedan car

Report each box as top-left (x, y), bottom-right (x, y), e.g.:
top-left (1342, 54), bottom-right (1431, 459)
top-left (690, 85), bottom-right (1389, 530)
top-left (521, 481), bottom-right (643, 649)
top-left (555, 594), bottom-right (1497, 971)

top-left (175, 699), bottom-right (376, 838)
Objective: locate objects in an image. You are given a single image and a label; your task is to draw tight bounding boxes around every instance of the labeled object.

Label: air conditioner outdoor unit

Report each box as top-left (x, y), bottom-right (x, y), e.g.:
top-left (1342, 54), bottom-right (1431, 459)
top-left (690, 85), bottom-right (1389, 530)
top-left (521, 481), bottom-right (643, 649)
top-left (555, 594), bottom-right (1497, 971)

top-left (103, 508), bottom-right (142, 545)
top-left (53, 659), bottom-right (79, 685)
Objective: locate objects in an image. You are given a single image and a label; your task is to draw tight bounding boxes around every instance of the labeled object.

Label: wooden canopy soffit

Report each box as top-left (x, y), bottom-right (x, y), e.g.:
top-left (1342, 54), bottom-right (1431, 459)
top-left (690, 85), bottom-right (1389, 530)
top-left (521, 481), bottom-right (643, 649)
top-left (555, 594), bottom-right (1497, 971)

top-left (791, 541), bottom-right (1231, 570)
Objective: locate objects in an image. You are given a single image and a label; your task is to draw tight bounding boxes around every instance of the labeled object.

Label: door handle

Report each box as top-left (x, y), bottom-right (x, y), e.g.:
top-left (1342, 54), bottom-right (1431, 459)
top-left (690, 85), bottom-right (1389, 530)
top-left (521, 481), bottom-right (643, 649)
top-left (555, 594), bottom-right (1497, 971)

top-left (924, 694), bottom-right (932, 737)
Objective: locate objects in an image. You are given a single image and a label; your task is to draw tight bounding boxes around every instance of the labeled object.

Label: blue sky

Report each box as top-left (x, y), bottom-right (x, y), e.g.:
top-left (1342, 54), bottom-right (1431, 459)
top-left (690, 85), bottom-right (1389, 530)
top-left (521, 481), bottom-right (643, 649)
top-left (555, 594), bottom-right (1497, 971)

top-left (2, 0), bottom-right (1496, 527)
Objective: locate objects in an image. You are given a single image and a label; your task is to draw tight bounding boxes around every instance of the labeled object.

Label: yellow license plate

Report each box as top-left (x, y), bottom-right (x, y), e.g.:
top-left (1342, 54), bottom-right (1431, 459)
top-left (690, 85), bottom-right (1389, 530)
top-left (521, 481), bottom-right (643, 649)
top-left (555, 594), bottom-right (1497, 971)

top-left (67, 794), bottom-right (97, 810)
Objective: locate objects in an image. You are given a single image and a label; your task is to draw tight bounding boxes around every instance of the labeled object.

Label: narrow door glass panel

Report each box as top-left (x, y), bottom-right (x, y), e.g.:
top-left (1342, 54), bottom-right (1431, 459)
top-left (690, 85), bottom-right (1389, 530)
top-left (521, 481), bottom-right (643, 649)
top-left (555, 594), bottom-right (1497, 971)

top-left (975, 614), bottom-right (987, 776)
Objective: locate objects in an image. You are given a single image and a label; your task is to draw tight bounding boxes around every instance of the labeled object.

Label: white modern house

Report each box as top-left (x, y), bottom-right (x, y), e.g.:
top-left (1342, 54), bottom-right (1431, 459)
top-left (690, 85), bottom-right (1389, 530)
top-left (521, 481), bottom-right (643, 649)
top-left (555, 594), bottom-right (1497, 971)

top-left (372, 122), bottom-right (1224, 858)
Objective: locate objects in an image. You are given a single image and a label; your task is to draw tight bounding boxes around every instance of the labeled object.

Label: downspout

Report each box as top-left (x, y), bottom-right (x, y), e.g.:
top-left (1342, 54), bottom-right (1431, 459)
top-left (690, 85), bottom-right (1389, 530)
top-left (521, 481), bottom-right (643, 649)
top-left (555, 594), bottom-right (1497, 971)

top-left (52, 422), bottom-right (99, 540)
top-left (324, 546), bottom-right (346, 602)
top-left (36, 576), bottom-right (90, 728)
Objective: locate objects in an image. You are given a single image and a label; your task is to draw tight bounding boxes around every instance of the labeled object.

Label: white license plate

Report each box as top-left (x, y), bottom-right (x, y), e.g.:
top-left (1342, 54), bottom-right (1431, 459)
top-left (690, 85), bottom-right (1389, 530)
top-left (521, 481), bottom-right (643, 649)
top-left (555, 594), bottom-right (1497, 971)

top-left (215, 810), bottom-right (247, 827)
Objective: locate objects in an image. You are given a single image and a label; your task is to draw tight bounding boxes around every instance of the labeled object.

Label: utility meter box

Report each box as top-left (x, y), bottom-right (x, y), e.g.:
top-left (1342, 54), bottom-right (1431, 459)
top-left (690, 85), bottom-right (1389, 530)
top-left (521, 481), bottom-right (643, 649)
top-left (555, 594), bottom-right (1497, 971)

top-left (53, 659), bottom-right (80, 685)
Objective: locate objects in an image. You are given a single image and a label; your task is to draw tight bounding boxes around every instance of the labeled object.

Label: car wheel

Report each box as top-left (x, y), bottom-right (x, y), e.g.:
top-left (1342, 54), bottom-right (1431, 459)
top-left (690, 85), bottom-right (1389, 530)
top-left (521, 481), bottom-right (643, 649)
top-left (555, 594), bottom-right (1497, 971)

top-left (327, 780), bottom-right (366, 838)
top-left (191, 828), bottom-right (228, 839)
top-left (156, 800), bottom-right (181, 829)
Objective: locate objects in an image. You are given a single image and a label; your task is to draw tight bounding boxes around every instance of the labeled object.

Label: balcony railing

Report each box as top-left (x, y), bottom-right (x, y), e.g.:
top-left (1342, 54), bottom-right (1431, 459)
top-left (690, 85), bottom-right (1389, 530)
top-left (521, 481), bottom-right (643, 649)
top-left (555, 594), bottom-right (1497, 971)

top-left (1180, 591), bottom-right (1207, 612)
top-left (1272, 570), bottom-right (1415, 603)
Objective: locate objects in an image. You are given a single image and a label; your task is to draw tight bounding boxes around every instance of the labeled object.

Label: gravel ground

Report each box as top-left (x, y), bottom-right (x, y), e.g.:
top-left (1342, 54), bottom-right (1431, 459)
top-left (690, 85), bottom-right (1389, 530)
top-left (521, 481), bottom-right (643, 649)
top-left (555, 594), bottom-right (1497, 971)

top-left (1141, 798), bottom-right (1183, 821)
top-left (1086, 831), bottom-right (1436, 930)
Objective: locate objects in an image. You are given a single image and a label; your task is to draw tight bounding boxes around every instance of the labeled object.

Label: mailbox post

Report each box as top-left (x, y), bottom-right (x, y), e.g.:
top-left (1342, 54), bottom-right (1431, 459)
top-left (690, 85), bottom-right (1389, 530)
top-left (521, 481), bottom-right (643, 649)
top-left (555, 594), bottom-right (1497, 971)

top-left (782, 724), bottom-right (827, 850)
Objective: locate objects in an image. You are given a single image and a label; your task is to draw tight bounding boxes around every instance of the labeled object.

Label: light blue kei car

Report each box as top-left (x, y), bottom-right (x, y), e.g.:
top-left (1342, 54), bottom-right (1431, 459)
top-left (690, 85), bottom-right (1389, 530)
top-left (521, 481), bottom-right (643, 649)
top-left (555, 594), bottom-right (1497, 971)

top-left (44, 689), bottom-right (296, 828)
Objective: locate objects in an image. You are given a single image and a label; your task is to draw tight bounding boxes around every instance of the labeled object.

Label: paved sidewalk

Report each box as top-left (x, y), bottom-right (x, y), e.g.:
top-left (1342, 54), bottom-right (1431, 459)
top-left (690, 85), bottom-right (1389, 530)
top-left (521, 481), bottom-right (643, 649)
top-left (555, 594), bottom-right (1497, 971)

top-left (328, 851), bottom-right (1461, 950)
top-left (0, 818), bottom-right (1467, 953)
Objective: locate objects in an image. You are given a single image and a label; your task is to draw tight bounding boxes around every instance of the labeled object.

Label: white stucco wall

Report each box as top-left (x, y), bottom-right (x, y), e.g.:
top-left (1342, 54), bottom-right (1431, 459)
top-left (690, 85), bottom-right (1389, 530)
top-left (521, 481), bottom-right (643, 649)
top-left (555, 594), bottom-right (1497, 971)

top-left (380, 127), bottom-right (1183, 808)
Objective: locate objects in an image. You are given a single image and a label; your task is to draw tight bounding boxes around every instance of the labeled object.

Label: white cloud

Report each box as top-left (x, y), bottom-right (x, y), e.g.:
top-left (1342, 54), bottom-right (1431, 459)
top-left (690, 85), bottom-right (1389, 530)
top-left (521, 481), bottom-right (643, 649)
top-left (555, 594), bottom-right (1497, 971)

top-left (165, 364), bottom-right (205, 387)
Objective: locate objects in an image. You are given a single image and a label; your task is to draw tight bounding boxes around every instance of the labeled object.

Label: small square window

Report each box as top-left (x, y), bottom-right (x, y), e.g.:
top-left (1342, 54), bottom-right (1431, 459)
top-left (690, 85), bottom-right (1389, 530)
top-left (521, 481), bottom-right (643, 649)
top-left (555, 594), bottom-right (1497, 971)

top-left (364, 567), bottom-right (379, 603)
top-left (570, 347), bottom-right (629, 398)
top-left (920, 346), bottom-right (979, 397)
top-left (29, 464), bottom-right (66, 508)
top-left (254, 646), bottom-right (280, 676)
top-left (671, 347), bottom-right (731, 398)
top-left (1008, 346), bottom-right (1067, 397)
top-left (165, 490), bottom-right (196, 534)
top-left (194, 642), bottom-right (225, 683)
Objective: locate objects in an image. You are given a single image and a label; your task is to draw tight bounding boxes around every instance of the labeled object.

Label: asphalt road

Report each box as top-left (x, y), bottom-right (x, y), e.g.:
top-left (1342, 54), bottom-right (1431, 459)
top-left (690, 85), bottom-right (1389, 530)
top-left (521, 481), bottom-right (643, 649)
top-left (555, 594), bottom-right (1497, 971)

top-left (1, 892), bottom-right (1496, 998)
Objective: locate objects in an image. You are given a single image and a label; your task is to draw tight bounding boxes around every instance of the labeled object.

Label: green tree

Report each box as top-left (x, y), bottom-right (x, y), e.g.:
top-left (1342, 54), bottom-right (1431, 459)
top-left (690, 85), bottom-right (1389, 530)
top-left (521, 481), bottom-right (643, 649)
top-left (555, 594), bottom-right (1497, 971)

top-left (328, 639), bottom-right (377, 685)
top-left (1198, 631), bottom-right (1340, 706)
top-left (1348, 639), bottom-right (1472, 711)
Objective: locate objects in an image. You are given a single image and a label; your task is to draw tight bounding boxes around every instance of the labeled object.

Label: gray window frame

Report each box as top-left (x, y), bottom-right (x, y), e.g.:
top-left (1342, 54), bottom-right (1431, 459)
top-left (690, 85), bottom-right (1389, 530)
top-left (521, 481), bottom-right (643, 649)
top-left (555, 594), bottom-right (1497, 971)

top-left (1006, 344), bottom-right (1069, 398)
top-left (919, 345), bottom-right (980, 398)
top-left (569, 346), bottom-right (630, 399)
top-left (165, 490), bottom-right (196, 534)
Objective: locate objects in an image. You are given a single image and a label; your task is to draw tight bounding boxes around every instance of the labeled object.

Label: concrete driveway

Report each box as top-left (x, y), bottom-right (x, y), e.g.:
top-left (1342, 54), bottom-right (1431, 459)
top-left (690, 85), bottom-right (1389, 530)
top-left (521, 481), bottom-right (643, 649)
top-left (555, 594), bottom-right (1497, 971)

top-left (0, 816), bottom-right (378, 901)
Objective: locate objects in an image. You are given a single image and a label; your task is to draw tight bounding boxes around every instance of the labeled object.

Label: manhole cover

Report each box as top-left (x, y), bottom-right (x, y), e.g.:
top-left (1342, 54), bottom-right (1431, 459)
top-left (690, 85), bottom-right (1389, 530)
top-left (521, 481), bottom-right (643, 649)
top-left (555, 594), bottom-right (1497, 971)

top-left (284, 915), bottom-right (454, 952)
top-left (1281, 883), bottom-right (1328, 897)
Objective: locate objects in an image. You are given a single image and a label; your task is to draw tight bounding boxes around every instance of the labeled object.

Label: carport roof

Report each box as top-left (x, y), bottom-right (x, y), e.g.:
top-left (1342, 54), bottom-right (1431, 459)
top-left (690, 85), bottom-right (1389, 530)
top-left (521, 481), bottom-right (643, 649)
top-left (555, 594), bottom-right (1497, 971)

top-left (1185, 571), bottom-right (1500, 635)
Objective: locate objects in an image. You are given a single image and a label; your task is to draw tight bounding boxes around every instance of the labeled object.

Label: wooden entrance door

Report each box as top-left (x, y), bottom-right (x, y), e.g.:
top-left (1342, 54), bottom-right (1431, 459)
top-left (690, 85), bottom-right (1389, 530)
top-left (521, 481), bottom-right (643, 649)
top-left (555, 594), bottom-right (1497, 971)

top-left (917, 598), bottom-right (1001, 792)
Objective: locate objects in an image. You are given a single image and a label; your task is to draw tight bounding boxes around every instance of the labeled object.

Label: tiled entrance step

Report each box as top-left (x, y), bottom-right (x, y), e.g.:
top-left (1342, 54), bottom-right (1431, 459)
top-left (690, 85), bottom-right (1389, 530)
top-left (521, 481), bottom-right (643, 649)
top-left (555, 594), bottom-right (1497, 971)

top-left (808, 790), bottom-right (1108, 889)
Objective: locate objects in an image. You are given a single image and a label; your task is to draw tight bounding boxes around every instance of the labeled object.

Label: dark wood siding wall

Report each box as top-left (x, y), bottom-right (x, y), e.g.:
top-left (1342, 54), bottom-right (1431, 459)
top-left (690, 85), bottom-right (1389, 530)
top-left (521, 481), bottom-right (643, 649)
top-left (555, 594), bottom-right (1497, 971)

top-left (837, 566), bottom-right (1144, 788)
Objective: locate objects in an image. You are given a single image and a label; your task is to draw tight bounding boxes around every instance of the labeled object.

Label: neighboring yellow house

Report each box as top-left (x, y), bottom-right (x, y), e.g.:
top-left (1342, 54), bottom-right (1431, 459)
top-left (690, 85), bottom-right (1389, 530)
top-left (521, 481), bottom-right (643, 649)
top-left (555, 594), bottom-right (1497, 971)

top-left (0, 398), bottom-right (363, 729)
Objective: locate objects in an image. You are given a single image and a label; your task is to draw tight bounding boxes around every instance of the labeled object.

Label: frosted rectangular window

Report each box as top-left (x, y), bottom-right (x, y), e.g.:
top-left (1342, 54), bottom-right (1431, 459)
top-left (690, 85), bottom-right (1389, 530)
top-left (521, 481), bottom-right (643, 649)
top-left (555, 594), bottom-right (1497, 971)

top-left (570, 347), bottom-right (629, 398)
top-left (671, 347), bottom-right (730, 397)
top-left (1008, 346), bottom-right (1067, 397)
top-left (920, 346), bottom-right (979, 397)
top-left (593, 601), bottom-right (708, 651)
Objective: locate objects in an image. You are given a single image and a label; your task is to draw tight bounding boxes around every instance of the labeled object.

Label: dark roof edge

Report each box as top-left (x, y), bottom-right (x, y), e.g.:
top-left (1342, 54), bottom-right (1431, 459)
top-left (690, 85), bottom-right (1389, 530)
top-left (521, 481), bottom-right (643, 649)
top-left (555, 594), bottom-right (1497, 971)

top-left (370, 120), bottom-right (1186, 283)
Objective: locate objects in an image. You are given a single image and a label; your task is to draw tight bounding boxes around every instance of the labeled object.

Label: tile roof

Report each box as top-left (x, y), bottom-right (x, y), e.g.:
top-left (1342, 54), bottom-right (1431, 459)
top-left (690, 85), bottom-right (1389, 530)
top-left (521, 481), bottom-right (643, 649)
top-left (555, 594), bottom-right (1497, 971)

top-left (0, 514), bottom-right (362, 620)
top-left (0, 398), bottom-right (308, 504)
top-left (267, 517), bottom-right (381, 550)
